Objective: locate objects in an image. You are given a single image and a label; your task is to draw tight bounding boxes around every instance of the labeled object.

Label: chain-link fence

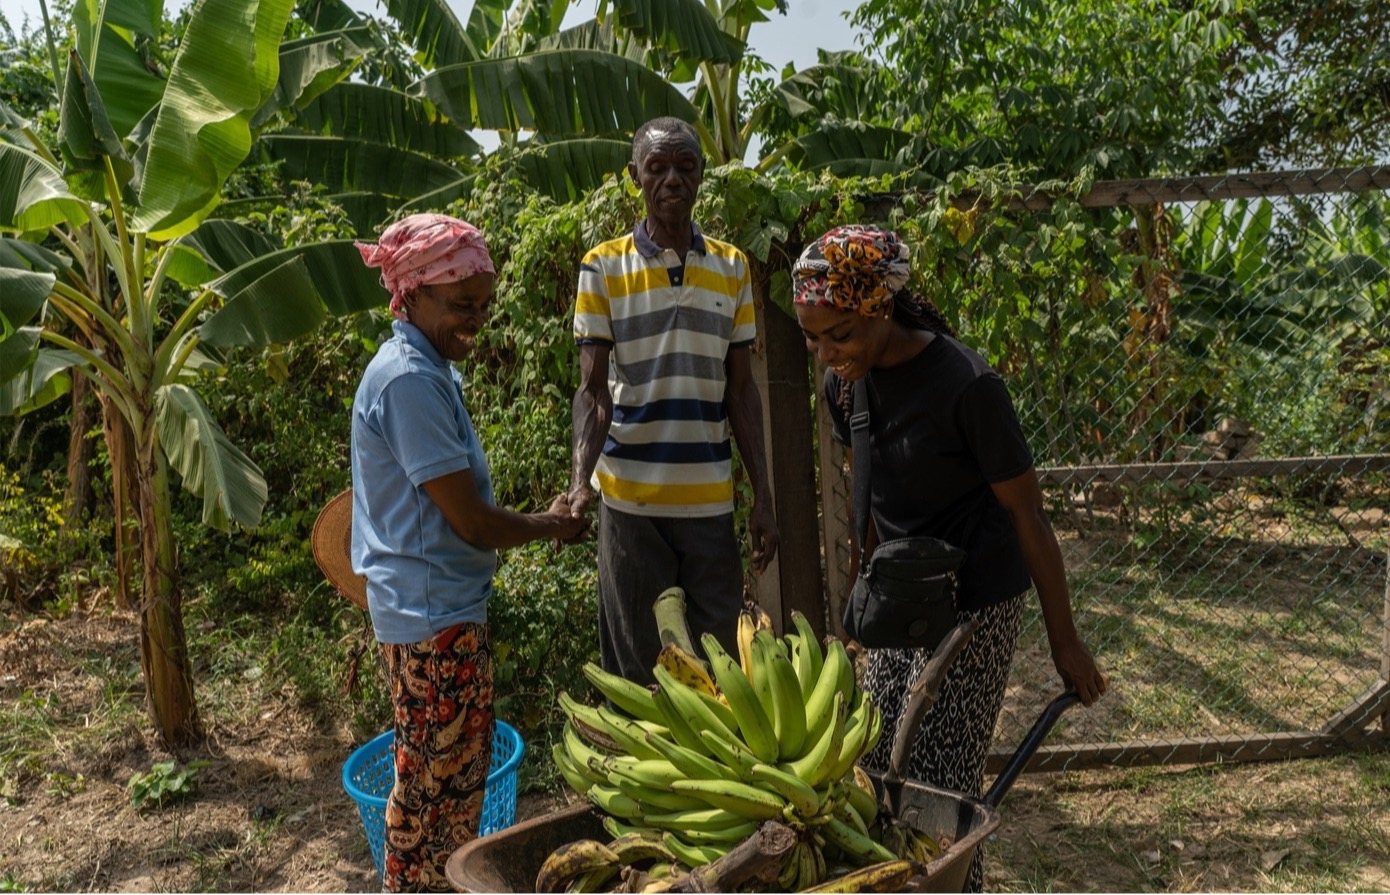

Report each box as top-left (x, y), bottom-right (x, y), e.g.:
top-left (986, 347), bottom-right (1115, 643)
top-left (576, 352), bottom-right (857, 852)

top-left (815, 167), bottom-right (1390, 771)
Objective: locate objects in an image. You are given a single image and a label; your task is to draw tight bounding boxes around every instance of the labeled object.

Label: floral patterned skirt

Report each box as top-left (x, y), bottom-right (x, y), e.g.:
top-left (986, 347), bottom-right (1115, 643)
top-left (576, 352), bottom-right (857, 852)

top-left (379, 622), bottom-right (494, 892)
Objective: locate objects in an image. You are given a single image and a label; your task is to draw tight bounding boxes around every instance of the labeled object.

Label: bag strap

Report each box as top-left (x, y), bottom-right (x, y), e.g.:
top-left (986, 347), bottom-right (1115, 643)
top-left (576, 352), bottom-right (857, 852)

top-left (850, 379), bottom-right (872, 570)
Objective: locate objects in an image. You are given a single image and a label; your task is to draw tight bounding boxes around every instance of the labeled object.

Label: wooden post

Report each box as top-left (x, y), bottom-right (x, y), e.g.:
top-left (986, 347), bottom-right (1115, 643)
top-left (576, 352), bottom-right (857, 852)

top-left (747, 269), bottom-right (823, 637)
top-left (816, 377), bottom-right (852, 636)
top-left (1382, 545), bottom-right (1389, 740)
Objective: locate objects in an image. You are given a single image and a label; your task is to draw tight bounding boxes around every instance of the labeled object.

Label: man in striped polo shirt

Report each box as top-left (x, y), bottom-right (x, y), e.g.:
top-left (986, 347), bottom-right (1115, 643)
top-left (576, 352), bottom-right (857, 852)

top-left (568, 117), bottom-right (780, 684)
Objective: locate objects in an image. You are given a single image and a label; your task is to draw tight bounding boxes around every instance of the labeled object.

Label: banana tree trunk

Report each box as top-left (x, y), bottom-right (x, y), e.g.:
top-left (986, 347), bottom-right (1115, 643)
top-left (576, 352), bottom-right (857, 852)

top-left (134, 417), bottom-right (200, 747)
top-left (64, 373), bottom-right (97, 531)
top-left (100, 395), bottom-right (138, 609)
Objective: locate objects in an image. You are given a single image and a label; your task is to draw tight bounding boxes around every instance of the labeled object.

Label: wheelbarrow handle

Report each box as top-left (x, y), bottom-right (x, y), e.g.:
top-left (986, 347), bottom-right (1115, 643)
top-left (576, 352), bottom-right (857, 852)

top-left (982, 688), bottom-right (1081, 808)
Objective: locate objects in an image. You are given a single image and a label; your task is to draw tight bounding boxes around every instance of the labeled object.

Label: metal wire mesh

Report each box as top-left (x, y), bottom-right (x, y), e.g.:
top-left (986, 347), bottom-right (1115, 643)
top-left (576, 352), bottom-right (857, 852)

top-left (818, 167), bottom-right (1390, 771)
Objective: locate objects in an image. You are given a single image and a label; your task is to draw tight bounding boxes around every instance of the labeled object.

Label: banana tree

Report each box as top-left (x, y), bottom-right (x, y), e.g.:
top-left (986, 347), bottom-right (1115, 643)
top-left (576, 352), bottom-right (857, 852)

top-left (0, 0), bottom-right (390, 747)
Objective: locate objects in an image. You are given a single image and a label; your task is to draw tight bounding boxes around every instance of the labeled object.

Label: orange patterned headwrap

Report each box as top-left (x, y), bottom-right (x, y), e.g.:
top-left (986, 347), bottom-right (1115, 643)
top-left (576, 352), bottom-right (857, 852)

top-left (356, 214), bottom-right (495, 321)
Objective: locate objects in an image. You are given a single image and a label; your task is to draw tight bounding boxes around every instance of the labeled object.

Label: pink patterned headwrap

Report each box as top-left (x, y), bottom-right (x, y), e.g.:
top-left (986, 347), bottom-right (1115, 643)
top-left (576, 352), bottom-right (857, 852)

top-left (355, 214), bottom-right (495, 321)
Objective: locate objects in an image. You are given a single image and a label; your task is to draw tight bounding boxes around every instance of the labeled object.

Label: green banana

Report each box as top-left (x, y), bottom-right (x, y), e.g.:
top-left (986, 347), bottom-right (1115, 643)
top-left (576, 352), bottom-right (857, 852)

top-left (653, 665), bottom-right (741, 751)
top-left (602, 815), bottom-right (645, 839)
top-left (562, 721), bottom-right (616, 779)
top-left (749, 762), bottom-right (821, 818)
top-left (534, 839), bottom-right (620, 893)
top-left (641, 731), bottom-right (738, 782)
top-left (821, 814), bottom-right (898, 866)
top-left (609, 773), bottom-right (710, 812)
top-left (799, 859), bottom-right (914, 893)
top-left (803, 638), bottom-right (851, 743)
top-left (662, 832), bottom-right (728, 869)
top-left (670, 778), bottom-right (788, 820)
top-left (844, 767), bottom-right (880, 830)
top-left (642, 807), bottom-right (749, 833)
top-left (696, 727), bottom-right (762, 780)
top-left (790, 611), bottom-right (824, 697)
top-left (786, 691), bottom-right (847, 788)
top-left (748, 630), bottom-right (778, 723)
top-left (778, 841), bottom-right (804, 891)
top-left (552, 742), bottom-right (598, 794)
top-left (692, 687), bottom-right (741, 736)
top-left (799, 838), bottom-right (825, 890)
top-left (649, 682), bottom-right (710, 755)
top-left (828, 692), bottom-right (877, 782)
top-left (586, 783), bottom-right (646, 821)
top-left (606, 757), bottom-right (685, 788)
top-left (765, 633), bottom-right (808, 760)
top-left (582, 662), bottom-right (666, 726)
top-left (701, 632), bottom-right (779, 763)
top-left (594, 704), bottom-right (666, 761)
top-left (676, 819), bottom-right (760, 844)
top-left (559, 692), bottom-right (628, 753)
top-left (834, 798), bottom-right (871, 838)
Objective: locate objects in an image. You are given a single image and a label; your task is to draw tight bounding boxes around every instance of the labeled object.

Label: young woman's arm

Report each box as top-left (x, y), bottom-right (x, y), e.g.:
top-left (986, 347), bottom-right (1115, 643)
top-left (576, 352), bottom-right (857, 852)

top-left (990, 469), bottom-right (1108, 705)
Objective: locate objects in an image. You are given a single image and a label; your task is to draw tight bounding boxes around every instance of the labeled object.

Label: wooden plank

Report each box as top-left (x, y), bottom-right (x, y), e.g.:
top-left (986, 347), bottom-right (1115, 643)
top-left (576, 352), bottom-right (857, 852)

top-left (956, 166), bottom-right (1390, 212)
top-left (984, 732), bottom-right (1371, 774)
top-left (1036, 453), bottom-right (1390, 489)
top-left (1322, 679), bottom-right (1390, 738)
top-left (815, 380), bottom-right (852, 638)
top-left (751, 272), bottom-right (822, 636)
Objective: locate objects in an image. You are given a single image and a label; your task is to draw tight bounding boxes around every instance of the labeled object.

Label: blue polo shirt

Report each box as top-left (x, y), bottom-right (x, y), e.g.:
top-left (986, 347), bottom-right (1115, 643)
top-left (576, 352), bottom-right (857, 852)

top-left (350, 320), bottom-right (497, 644)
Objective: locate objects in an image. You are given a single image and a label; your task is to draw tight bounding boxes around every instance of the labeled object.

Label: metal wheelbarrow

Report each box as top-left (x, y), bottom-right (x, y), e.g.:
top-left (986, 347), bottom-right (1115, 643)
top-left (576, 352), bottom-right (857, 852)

top-left (447, 621), bottom-right (1080, 892)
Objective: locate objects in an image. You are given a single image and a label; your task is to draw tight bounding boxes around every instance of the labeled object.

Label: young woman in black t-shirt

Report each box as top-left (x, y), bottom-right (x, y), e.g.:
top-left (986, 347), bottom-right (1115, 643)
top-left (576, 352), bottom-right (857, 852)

top-left (792, 225), bottom-right (1106, 892)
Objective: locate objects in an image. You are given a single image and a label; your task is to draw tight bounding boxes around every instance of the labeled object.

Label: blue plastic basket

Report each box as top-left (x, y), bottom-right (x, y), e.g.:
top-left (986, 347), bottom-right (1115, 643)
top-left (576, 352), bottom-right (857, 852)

top-left (342, 720), bottom-right (525, 881)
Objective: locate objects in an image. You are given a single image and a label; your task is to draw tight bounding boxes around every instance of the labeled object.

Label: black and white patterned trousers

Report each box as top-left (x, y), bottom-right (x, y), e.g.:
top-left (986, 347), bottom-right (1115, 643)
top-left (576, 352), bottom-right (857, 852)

top-left (860, 593), bottom-right (1025, 893)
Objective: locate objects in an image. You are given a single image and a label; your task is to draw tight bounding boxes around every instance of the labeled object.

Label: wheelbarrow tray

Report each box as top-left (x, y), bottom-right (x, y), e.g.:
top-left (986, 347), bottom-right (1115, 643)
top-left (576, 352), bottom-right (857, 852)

top-left (445, 774), bottom-right (999, 893)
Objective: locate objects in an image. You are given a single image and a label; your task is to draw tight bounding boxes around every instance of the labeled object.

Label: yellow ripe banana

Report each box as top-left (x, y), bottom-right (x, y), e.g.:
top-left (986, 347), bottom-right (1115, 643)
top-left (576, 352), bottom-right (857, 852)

top-left (753, 603), bottom-right (775, 633)
top-left (642, 806), bottom-right (747, 833)
top-left (653, 665), bottom-right (740, 752)
top-left (908, 828), bottom-right (943, 863)
top-left (639, 878), bottom-right (675, 894)
top-left (765, 634), bottom-right (808, 760)
top-left (656, 643), bottom-right (718, 696)
top-left (641, 731), bottom-right (738, 782)
top-left (608, 831), bottom-right (677, 865)
top-left (661, 832), bottom-right (728, 869)
top-left (798, 859), bottom-right (914, 893)
top-left (803, 639), bottom-right (851, 744)
top-left (670, 778), bottom-right (789, 820)
top-left (586, 783), bottom-right (646, 822)
top-left (820, 815), bottom-right (898, 866)
top-left (552, 742), bottom-right (598, 795)
top-left (786, 691), bottom-right (847, 788)
top-left (749, 762), bottom-right (821, 818)
top-left (736, 610), bottom-right (757, 680)
top-left (609, 774), bottom-right (710, 812)
top-left (701, 632), bottom-right (779, 764)
top-left (790, 611), bottom-right (824, 697)
top-left (582, 662), bottom-right (666, 726)
top-left (534, 839), bottom-right (621, 894)
top-left (748, 631), bottom-right (778, 724)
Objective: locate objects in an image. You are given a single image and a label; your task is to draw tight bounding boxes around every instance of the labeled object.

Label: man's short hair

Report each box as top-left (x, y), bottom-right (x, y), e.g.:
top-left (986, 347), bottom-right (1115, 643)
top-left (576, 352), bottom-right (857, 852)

top-left (632, 117), bottom-right (701, 166)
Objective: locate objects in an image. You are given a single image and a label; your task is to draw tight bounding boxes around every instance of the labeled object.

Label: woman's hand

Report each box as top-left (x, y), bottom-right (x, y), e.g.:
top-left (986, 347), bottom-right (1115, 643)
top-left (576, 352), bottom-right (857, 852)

top-left (1050, 634), bottom-right (1107, 706)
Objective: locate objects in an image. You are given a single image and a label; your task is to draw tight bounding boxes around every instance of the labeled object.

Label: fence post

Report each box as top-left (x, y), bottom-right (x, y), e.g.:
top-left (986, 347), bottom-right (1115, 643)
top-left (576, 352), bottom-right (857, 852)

top-left (747, 270), bottom-right (823, 636)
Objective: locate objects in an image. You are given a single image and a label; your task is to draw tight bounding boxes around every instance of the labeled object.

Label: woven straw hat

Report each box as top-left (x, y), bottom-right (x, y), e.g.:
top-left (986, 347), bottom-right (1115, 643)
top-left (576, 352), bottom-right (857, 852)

top-left (312, 488), bottom-right (368, 610)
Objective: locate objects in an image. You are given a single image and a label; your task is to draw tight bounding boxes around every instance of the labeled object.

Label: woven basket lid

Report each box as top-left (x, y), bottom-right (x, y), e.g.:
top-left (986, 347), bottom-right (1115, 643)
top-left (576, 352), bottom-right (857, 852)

top-left (312, 488), bottom-right (368, 610)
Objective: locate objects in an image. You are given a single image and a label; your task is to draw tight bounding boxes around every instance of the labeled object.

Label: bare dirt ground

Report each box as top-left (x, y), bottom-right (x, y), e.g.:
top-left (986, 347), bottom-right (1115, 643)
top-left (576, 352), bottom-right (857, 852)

top-left (3, 606), bottom-right (1387, 893)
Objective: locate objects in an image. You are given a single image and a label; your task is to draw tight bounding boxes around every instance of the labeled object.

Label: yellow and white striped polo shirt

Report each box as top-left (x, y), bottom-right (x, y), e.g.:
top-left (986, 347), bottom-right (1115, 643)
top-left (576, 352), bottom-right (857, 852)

top-left (574, 222), bottom-right (757, 517)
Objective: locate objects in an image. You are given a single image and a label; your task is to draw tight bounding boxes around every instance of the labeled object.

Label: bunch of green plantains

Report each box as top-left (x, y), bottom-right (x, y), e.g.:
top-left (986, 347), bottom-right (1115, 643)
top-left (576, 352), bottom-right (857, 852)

top-left (543, 592), bottom-right (942, 893)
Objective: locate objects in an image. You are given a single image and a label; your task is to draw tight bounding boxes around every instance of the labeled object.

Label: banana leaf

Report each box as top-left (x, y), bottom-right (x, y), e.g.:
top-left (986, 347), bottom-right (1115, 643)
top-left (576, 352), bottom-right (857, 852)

top-left (155, 383), bottom-right (267, 530)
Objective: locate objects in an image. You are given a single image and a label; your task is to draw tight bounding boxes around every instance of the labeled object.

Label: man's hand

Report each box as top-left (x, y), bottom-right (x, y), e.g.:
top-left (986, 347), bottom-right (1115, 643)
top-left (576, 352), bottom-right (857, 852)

top-left (545, 492), bottom-right (590, 544)
top-left (552, 486), bottom-right (594, 550)
top-left (748, 498), bottom-right (779, 573)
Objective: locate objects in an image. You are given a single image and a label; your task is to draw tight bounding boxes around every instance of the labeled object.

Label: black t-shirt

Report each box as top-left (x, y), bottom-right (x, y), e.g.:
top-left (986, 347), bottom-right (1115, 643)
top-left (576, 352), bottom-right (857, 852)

top-left (826, 334), bottom-right (1035, 611)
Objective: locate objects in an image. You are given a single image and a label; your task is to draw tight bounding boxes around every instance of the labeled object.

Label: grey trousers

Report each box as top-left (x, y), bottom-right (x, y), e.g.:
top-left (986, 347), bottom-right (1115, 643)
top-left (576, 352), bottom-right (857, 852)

top-left (597, 501), bottom-right (743, 686)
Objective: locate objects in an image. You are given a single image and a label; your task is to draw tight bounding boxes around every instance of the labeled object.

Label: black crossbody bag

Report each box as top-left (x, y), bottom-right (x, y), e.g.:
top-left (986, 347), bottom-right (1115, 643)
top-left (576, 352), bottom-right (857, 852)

top-left (842, 379), bottom-right (966, 650)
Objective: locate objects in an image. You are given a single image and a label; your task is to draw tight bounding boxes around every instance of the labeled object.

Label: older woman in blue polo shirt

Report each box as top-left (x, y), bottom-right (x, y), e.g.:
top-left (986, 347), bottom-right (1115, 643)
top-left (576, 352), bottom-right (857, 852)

top-left (353, 214), bottom-right (588, 892)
